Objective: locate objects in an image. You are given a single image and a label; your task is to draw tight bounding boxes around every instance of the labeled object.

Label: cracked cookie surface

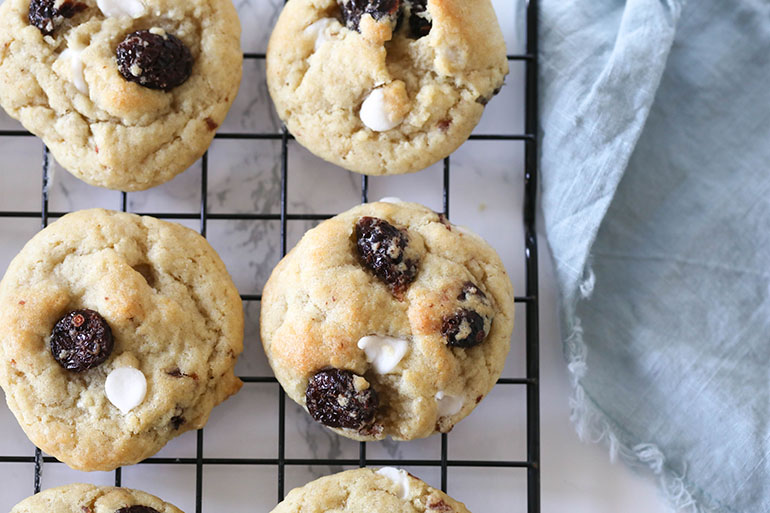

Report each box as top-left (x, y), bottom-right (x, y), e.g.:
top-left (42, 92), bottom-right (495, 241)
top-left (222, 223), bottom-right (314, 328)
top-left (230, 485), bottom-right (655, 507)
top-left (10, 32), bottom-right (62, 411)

top-left (12, 484), bottom-right (184, 513)
top-left (271, 468), bottom-right (472, 513)
top-left (0, 0), bottom-right (242, 191)
top-left (0, 209), bottom-right (243, 471)
top-left (266, 0), bottom-right (509, 176)
top-left (260, 201), bottom-right (514, 441)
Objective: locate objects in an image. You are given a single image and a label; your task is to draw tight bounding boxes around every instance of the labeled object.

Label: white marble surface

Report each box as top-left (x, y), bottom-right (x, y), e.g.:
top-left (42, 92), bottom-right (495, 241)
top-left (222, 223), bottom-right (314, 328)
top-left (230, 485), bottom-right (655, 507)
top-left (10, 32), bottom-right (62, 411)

top-left (0, 1), bottom-right (672, 512)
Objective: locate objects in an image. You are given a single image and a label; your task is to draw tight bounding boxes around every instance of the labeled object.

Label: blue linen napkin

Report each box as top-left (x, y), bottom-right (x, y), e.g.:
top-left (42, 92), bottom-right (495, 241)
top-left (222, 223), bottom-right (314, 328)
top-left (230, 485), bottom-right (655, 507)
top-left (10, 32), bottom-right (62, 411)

top-left (529, 0), bottom-right (770, 510)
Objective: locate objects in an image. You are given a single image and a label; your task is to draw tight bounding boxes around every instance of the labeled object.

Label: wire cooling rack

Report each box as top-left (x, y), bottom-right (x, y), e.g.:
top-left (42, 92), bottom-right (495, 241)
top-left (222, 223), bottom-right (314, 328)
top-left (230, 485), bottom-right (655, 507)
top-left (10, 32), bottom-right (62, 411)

top-left (0, 0), bottom-right (539, 511)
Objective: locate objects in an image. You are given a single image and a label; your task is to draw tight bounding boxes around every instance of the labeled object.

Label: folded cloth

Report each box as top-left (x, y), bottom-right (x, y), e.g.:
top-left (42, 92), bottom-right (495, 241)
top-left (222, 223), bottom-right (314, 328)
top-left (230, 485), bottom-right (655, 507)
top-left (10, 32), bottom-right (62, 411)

top-left (532, 0), bottom-right (770, 510)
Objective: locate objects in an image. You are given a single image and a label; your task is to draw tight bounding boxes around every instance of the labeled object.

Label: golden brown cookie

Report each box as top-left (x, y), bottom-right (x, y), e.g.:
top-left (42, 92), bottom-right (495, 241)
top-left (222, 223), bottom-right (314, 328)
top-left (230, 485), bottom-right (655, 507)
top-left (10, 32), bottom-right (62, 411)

top-left (271, 468), bottom-right (472, 513)
top-left (0, 0), bottom-right (242, 191)
top-left (266, 0), bottom-right (508, 176)
top-left (0, 209), bottom-right (244, 471)
top-left (260, 201), bottom-right (514, 441)
top-left (11, 484), bottom-right (184, 513)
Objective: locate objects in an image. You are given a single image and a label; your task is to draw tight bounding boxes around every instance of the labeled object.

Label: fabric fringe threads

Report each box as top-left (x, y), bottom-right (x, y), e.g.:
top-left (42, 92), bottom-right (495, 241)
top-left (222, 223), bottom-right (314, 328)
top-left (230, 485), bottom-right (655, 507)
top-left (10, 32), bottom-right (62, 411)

top-left (564, 265), bottom-right (717, 513)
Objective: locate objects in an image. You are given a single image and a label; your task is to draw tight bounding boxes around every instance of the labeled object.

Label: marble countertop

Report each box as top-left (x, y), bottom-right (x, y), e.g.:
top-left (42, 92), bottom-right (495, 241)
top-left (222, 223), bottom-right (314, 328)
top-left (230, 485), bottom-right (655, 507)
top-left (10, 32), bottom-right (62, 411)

top-left (0, 0), bottom-right (672, 511)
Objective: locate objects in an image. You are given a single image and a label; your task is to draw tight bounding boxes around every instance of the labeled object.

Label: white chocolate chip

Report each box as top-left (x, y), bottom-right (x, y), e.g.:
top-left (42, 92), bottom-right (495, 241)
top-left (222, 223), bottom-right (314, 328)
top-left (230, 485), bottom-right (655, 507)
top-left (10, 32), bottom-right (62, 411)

top-left (379, 197), bottom-right (404, 204)
top-left (305, 18), bottom-right (339, 51)
top-left (58, 47), bottom-right (87, 94)
top-left (435, 391), bottom-right (464, 417)
top-left (96, 0), bottom-right (145, 18)
top-left (357, 336), bottom-right (409, 374)
top-left (105, 367), bottom-right (147, 414)
top-left (360, 87), bottom-right (404, 132)
top-left (376, 467), bottom-right (410, 499)
top-left (149, 26), bottom-right (167, 37)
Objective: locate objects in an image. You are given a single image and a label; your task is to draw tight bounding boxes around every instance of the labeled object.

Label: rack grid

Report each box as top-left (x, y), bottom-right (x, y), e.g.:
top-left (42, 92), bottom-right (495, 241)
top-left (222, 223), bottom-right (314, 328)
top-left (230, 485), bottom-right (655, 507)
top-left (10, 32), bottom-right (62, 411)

top-left (0, 0), bottom-right (540, 511)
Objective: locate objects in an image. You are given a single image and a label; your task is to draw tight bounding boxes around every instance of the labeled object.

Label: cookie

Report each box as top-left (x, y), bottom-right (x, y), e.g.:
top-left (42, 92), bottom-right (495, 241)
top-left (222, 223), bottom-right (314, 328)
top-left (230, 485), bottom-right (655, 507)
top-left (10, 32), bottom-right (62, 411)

top-left (0, 0), bottom-right (242, 191)
top-left (0, 209), bottom-right (244, 471)
top-left (271, 467), bottom-right (472, 513)
top-left (260, 201), bottom-right (514, 441)
top-left (266, 0), bottom-right (508, 176)
top-left (12, 483), bottom-right (184, 513)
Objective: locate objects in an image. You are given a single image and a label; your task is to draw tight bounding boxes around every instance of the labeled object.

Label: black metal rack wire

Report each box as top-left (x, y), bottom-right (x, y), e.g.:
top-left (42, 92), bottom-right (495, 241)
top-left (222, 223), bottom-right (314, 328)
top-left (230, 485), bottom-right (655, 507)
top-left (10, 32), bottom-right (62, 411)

top-left (0, 0), bottom-right (539, 511)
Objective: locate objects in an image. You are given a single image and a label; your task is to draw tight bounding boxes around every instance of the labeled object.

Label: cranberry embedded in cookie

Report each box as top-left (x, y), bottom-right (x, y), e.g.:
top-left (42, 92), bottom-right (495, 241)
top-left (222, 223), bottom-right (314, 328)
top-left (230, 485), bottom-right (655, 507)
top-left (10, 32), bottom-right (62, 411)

top-left (442, 281), bottom-right (494, 348)
top-left (337, 0), bottom-right (400, 33)
top-left (170, 414), bottom-right (185, 430)
top-left (458, 281), bottom-right (487, 301)
top-left (116, 507), bottom-right (161, 513)
top-left (117, 29), bottom-right (193, 91)
top-left (441, 309), bottom-right (487, 348)
top-left (355, 216), bottom-right (419, 296)
top-left (28, 0), bottom-right (86, 35)
top-left (305, 368), bottom-right (379, 432)
top-left (402, 0), bottom-right (431, 39)
top-left (50, 309), bottom-right (114, 372)
top-left (11, 484), bottom-right (184, 513)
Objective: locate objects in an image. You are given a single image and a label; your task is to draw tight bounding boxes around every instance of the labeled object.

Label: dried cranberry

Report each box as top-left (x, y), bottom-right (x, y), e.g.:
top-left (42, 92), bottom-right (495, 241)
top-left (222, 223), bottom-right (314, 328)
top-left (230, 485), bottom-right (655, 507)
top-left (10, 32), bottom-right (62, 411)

top-left (305, 369), bottom-right (378, 431)
top-left (116, 507), bottom-right (161, 513)
top-left (28, 0), bottom-right (86, 36)
top-left (427, 498), bottom-right (454, 512)
top-left (50, 309), bottom-right (114, 372)
top-left (437, 212), bottom-right (451, 229)
top-left (338, 0), bottom-right (400, 32)
top-left (458, 281), bottom-right (487, 301)
top-left (170, 415), bottom-right (185, 430)
top-left (404, 0), bottom-right (431, 39)
top-left (166, 368), bottom-right (184, 378)
top-left (356, 216), bottom-right (418, 295)
top-left (442, 309), bottom-right (487, 348)
top-left (116, 30), bottom-right (193, 91)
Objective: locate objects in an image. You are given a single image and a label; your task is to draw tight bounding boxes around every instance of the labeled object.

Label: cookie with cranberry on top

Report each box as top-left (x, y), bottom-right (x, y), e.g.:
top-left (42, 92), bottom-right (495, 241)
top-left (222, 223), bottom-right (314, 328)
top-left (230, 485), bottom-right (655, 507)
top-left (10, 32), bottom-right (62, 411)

top-left (260, 200), bottom-right (514, 441)
top-left (0, 0), bottom-right (242, 190)
top-left (266, 0), bottom-right (508, 176)
top-left (11, 484), bottom-right (184, 513)
top-left (0, 209), bottom-right (243, 471)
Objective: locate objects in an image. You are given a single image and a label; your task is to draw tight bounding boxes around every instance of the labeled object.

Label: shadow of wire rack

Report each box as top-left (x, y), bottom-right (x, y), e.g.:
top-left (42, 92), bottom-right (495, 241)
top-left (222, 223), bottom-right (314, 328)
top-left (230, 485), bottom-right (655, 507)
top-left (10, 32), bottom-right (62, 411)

top-left (0, 0), bottom-right (539, 511)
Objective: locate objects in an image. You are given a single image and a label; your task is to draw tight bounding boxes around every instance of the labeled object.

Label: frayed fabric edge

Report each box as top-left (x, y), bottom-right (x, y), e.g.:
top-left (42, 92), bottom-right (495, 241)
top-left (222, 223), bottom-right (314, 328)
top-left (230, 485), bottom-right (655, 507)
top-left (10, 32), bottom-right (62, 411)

top-left (562, 266), bottom-right (718, 513)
